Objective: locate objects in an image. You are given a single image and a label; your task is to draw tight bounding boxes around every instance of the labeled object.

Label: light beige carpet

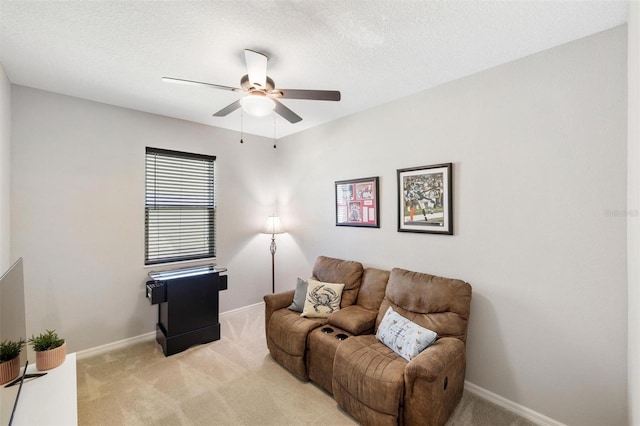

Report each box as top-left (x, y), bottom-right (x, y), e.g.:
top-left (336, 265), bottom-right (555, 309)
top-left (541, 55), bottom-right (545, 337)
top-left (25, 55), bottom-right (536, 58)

top-left (77, 304), bottom-right (536, 426)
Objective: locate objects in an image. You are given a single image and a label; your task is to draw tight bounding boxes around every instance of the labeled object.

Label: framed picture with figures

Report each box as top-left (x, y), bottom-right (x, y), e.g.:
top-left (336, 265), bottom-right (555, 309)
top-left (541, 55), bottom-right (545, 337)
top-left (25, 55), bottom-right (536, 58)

top-left (335, 177), bottom-right (379, 228)
top-left (397, 163), bottom-right (453, 234)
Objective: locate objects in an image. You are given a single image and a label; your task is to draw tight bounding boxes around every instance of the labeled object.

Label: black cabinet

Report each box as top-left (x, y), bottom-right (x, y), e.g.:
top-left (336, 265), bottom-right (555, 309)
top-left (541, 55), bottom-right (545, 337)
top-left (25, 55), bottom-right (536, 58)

top-left (147, 265), bottom-right (228, 356)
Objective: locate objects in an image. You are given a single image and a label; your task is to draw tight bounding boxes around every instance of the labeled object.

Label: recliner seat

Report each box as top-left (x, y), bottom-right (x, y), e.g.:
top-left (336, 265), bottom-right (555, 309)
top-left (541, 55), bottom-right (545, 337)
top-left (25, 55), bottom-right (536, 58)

top-left (264, 256), bottom-right (364, 380)
top-left (332, 267), bottom-right (472, 426)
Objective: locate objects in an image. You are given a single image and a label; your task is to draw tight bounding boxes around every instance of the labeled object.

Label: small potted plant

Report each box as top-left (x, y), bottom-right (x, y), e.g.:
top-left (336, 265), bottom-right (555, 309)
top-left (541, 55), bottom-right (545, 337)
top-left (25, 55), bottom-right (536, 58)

top-left (28, 330), bottom-right (66, 371)
top-left (0, 338), bottom-right (25, 385)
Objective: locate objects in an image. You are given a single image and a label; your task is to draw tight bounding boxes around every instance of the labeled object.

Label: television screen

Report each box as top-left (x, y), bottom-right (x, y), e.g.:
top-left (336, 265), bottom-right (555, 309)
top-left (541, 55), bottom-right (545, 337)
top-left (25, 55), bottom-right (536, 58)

top-left (0, 257), bottom-right (27, 425)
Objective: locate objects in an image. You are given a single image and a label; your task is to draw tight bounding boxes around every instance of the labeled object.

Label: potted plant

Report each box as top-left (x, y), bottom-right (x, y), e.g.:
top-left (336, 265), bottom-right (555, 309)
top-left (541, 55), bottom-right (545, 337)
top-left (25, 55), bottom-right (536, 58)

top-left (28, 330), bottom-right (66, 371)
top-left (0, 338), bottom-right (25, 385)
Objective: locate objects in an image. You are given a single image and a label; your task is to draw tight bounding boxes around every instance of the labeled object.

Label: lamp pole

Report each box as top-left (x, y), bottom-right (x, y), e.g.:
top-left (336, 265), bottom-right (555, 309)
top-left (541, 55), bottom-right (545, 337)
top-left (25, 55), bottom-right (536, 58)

top-left (262, 215), bottom-right (284, 294)
top-left (270, 232), bottom-right (277, 294)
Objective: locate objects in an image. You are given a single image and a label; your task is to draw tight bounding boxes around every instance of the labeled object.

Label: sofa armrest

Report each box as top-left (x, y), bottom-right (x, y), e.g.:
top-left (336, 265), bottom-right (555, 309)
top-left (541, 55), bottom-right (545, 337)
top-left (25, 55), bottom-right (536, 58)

top-left (264, 290), bottom-right (295, 312)
top-left (264, 290), bottom-right (295, 340)
top-left (403, 337), bottom-right (467, 426)
top-left (328, 305), bottom-right (378, 335)
top-left (404, 337), bottom-right (465, 385)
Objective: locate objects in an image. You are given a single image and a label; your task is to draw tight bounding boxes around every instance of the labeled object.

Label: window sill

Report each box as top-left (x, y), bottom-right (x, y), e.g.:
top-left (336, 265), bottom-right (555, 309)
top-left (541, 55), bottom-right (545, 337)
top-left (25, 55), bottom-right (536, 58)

top-left (143, 257), bottom-right (217, 270)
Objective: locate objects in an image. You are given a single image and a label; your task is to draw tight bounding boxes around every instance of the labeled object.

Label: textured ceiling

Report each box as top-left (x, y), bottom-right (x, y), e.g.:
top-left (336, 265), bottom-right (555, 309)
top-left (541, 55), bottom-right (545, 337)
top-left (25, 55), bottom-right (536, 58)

top-left (0, 1), bottom-right (629, 139)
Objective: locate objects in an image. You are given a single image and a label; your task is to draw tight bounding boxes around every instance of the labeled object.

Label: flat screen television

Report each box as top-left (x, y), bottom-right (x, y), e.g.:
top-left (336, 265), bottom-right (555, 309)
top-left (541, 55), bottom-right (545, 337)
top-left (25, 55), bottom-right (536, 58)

top-left (0, 258), bottom-right (30, 425)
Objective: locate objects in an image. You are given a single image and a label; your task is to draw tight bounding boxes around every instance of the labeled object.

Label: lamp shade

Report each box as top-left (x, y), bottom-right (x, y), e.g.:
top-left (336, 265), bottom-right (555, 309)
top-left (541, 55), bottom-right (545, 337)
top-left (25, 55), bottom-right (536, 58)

top-left (262, 215), bottom-right (285, 235)
top-left (241, 94), bottom-right (275, 117)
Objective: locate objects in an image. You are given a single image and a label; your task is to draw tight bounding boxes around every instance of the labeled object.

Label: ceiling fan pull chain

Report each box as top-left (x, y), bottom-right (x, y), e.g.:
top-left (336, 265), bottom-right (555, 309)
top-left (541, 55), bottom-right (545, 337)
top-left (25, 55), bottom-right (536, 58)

top-left (240, 109), bottom-right (244, 144)
top-left (273, 112), bottom-right (277, 149)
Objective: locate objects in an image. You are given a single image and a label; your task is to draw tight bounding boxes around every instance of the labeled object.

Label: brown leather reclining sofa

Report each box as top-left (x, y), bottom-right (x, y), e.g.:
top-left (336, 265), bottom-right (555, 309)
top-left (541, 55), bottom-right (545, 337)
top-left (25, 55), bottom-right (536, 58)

top-left (263, 256), bottom-right (472, 426)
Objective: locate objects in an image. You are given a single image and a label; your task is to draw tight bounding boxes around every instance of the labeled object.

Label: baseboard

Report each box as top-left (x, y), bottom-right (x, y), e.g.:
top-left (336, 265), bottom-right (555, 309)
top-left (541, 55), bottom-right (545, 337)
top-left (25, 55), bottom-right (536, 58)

top-left (219, 301), bottom-right (264, 318)
top-left (76, 331), bottom-right (156, 360)
top-left (464, 381), bottom-right (566, 426)
top-left (76, 302), bottom-right (266, 360)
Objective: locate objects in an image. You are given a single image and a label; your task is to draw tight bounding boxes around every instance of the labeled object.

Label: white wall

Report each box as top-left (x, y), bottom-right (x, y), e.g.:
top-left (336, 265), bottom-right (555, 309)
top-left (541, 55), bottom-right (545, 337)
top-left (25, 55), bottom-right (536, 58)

top-left (10, 86), bottom-right (280, 352)
top-left (277, 27), bottom-right (628, 426)
top-left (628, 3), bottom-right (640, 425)
top-left (0, 64), bottom-right (10, 273)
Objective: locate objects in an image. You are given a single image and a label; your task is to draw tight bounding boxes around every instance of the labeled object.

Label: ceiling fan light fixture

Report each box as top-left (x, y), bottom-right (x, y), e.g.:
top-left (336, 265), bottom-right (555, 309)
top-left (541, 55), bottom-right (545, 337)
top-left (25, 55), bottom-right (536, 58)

top-left (241, 94), bottom-right (275, 117)
top-left (166, 49), bottom-right (340, 124)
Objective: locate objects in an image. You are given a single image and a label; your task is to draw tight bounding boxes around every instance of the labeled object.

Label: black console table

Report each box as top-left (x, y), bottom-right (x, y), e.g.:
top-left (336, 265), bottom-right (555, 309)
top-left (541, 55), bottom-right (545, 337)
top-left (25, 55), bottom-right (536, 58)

top-left (146, 265), bottom-right (228, 356)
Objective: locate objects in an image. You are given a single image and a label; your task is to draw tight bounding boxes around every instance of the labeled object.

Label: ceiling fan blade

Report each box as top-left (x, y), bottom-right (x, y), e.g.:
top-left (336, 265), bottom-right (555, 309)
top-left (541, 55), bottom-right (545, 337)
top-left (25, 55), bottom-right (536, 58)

top-left (277, 89), bottom-right (341, 101)
top-left (244, 49), bottom-right (267, 89)
top-left (213, 99), bottom-right (242, 117)
top-left (162, 77), bottom-right (241, 92)
top-left (273, 99), bottom-right (302, 123)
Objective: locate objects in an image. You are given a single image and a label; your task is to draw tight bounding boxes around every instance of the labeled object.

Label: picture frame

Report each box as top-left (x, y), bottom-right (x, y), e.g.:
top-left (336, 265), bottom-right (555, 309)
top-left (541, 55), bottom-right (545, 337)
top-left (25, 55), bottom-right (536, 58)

top-left (335, 177), bottom-right (379, 228)
top-left (397, 163), bottom-right (453, 234)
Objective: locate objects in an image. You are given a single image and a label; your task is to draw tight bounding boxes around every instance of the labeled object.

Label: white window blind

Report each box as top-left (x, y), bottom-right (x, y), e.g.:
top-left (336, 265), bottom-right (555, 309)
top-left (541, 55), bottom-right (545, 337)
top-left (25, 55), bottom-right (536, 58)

top-left (145, 147), bottom-right (216, 265)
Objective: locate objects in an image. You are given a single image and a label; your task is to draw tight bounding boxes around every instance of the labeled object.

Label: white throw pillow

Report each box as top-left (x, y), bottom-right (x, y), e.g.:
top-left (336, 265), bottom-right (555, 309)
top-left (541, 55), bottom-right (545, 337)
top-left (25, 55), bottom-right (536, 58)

top-left (300, 279), bottom-right (345, 318)
top-left (375, 306), bottom-right (437, 361)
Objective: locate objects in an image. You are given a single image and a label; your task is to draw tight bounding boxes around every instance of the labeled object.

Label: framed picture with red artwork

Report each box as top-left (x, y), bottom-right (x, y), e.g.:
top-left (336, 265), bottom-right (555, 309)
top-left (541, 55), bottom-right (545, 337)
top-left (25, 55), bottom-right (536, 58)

top-left (335, 177), bottom-right (379, 228)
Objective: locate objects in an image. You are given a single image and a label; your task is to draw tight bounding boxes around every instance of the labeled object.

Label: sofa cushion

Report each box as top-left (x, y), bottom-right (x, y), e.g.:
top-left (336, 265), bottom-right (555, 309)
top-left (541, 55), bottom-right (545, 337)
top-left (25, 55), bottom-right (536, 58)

top-left (301, 280), bottom-right (345, 318)
top-left (328, 305), bottom-right (378, 335)
top-left (333, 334), bottom-right (406, 416)
top-left (375, 306), bottom-right (437, 361)
top-left (312, 256), bottom-right (363, 308)
top-left (287, 277), bottom-right (309, 312)
top-left (356, 268), bottom-right (390, 311)
top-left (376, 268), bottom-right (472, 342)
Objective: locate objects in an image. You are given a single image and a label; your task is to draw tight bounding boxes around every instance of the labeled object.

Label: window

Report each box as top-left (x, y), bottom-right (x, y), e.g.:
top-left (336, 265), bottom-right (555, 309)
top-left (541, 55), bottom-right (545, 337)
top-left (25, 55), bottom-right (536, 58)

top-left (145, 147), bottom-right (216, 265)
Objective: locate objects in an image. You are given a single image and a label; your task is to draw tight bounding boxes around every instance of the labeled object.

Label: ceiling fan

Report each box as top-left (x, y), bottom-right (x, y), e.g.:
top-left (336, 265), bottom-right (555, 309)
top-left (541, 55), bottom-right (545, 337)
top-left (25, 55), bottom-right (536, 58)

top-left (162, 49), bottom-right (341, 124)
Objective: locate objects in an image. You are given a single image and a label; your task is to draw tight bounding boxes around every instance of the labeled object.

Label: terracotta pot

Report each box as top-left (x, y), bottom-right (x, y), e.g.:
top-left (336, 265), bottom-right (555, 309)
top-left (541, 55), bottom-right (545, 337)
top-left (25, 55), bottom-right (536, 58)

top-left (0, 356), bottom-right (20, 385)
top-left (35, 342), bottom-right (66, 371)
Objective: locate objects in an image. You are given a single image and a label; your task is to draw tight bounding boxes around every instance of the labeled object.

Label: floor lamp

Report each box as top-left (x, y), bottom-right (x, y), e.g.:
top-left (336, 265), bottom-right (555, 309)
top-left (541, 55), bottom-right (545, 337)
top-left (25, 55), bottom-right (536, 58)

top-left (262, 215), bottom-right (285, 293)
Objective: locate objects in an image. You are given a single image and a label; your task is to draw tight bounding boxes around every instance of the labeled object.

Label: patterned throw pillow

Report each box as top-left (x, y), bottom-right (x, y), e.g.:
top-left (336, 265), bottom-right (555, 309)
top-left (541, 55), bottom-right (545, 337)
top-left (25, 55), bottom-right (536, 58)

top-left (300, 279), bottom-right (345, 318)
top-left (287, 278), bottom-right (309, 313)
top-left (375, 306), bottom-right (438, 361)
